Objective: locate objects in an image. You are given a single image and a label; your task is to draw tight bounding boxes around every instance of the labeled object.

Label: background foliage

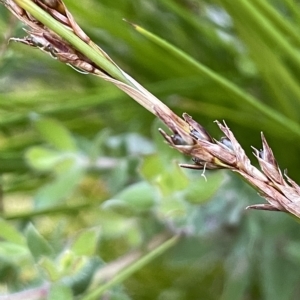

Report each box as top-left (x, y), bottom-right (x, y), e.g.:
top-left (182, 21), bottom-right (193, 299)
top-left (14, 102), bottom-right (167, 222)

top-left (1, 0), bottom-right (300, 299)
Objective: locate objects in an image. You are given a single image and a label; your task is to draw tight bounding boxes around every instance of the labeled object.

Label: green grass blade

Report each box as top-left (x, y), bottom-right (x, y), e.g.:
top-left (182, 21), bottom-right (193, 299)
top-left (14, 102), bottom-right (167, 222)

top-left (217, 0), bottom-right (300, 119)
top-left (132, 23), bottom-right (300, 138)
top-left (82, 235), bottom-right (180, 300)
top-left (284, 0), bottom-right (300, 25)
top-left (225, 0), bottom-right (300, 68)
top-left (251, 0), bottom-right (300, 48)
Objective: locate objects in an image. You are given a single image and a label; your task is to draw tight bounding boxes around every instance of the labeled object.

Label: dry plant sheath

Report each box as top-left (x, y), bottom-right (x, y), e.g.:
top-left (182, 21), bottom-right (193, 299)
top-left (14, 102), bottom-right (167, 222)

top-left (2, 0), bottom-right (300, 218)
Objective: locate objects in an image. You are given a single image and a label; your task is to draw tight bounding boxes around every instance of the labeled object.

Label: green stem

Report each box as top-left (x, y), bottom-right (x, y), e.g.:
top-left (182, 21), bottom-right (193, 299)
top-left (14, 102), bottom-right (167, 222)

top-left (82, 235), bottom-right (180, 300)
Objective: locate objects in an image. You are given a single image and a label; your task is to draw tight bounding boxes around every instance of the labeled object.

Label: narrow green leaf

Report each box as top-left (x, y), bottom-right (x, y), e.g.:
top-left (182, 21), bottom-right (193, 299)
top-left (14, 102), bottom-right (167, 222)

top-left (26, 146), bottom-right (63, 171)
top-left (71, 228), bottom-right (100, 256)
top-left (0, 242), bottom-right (28, 259)
top-left (0, 219), bottom-right (25, 245)
top-left (220, 0), bottom-right (300, 120)
top-left (284, 0), bottom-right (300, 25)
top-left (34, 166), bottom-right (84, 208)
top-left (26, 223), bottom-right (54, 261)
top-left (132, 23), bottom-right (300, 138)
top-left (234, 0), bottom-right (300, 68)
top-left (34, 118), bottom-right (77, 151)
top-left (251, 0), bottom-right (300, 48)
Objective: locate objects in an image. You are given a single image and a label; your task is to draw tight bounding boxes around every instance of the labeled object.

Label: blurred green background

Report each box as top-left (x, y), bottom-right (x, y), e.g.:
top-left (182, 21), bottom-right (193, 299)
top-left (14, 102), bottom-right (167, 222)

top-left (1, 0), bottom-right (300, 299)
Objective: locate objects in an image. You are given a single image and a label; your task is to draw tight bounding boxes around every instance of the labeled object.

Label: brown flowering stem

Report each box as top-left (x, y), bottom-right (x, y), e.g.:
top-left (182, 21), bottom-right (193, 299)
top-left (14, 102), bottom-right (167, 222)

top-left (2, 0), bottom-right (300, 218)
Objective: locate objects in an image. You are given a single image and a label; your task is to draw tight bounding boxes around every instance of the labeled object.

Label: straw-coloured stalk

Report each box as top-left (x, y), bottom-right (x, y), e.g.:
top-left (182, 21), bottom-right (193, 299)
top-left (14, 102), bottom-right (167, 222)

top-left (2, 0), bottom-right (300, 218)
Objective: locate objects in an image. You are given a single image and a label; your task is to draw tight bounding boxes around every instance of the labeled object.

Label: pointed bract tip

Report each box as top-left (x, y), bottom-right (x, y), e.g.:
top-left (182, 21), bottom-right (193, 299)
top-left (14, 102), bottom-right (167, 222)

top-left (122, 18), bottom-right (138, 28)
